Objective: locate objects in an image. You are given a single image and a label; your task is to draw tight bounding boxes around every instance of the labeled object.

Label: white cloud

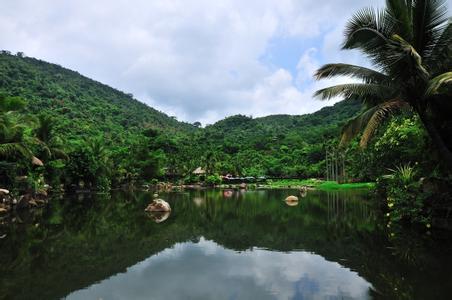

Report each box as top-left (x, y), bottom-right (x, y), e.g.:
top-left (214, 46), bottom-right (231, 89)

top-left (5, 0), bottom-right (442, 124)
top-left (67, 238), bottom-right (373, 300)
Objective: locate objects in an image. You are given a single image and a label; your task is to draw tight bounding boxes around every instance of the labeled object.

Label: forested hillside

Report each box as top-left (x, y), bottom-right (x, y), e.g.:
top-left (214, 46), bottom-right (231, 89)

top-left (0, 51), bottom-right (194, 137)
top-left (195, 99), bottom-right (362, 179)
top-left (0, 51), bottom-right (401, 191)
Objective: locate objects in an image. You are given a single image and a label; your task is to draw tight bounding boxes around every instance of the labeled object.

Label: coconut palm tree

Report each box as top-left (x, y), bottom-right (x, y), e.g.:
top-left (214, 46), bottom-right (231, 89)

top-left (314, 0), bottom-right (452, 166)
top-left (35, 114), bottom-right (67, 161)
top-left (0, 95), bottom-right (33, 160)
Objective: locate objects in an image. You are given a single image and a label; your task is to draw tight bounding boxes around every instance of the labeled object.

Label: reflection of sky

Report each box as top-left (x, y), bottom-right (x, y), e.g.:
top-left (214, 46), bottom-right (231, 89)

top-left (67, 238), bottom-right (372, 300)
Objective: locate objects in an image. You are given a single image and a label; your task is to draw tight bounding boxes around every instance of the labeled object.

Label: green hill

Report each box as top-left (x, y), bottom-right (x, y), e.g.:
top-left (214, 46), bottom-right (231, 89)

top-left (0, 51), bottom-right (195, 139)
top-left (0, 51), bottom-right (362, 189)
top-left (193, 99), bottom-right (361, 178)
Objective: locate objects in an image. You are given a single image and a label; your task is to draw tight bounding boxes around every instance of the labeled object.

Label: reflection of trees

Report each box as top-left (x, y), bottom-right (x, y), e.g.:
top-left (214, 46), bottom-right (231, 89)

top-left (0, 190), bottom-right (451, 300)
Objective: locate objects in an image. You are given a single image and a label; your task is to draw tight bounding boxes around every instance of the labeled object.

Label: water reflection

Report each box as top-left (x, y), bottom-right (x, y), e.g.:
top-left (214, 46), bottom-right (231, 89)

top-left (67, 238), bottom-right (372, 300)
top-left (0, 189), bottom-right (451, 300)
top-left (146, 210), bottom-right (171, 223)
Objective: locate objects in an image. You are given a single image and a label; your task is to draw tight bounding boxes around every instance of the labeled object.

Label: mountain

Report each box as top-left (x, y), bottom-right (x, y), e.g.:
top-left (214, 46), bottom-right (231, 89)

top-left (0, 51), bottom-right (362, 183)
top-left (0, 51), bottom-right (195, 140)
top-left (193, 99), bottom-right (361, 178)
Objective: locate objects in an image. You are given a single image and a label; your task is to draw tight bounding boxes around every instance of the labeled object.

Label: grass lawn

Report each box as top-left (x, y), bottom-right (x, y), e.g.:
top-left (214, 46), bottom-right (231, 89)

top-left (261, 179), bottom-right (375, 190)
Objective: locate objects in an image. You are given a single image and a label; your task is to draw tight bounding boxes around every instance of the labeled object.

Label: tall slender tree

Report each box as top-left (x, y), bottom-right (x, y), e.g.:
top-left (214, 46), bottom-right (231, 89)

top-left (314, 0), bottom-right (452, 167)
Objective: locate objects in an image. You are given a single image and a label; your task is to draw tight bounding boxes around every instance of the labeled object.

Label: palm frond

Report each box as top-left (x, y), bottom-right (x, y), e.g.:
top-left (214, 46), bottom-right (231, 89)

top-left (314, 63), bottom-right (389, 83)
top-left (426, 20), bottom-right (452, 74)
top-left (339, 99), bottom-right (409, 147)
top-left (360, 99), bottom-right (410, 147)
top-left (425, 72), bottom-right (452, 96)
top-left (386, 34), bottom-right (429, 80)
top-left (339, 106), bottom-right (379, 146)
top-left (343, 7), bottom-right (397, 71)
top-left (343, 8), bottom-right (394, 49)
top-left (412, 0), bottom-right (449, 57)
top-left (314, 83), bottom-right (393, 101)
top-left (386, 0), bottom-right (413, 41)
top-left (0, 142), bottom-right (32, 159)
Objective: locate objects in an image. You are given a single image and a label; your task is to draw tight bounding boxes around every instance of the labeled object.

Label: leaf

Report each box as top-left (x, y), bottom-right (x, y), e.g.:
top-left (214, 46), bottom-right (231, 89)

top-left (425, 72), bottom-right (452, 96)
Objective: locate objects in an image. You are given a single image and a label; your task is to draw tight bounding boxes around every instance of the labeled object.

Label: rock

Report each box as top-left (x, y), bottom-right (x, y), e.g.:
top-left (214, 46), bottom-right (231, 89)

top-left (145, 199), bottom-right (171, 212)
top-left (285, 195), bottom-right (299, 202)
top-left (239, 183), bottom-right (247, 189)
top-left (285, 200), bottom-right (299, 207)
top-left (31, 156), bottom-right (44, 166)
top-left (0, 207), bottom-right (7, 213)
top-left (147, 211), bottom-right (171, 223)
top-left (29, 199), bottom-right (38, 207)
top-left (0, 189), bottom-right (10, 195)
top-left (153, 193), bottom-right (159, 198)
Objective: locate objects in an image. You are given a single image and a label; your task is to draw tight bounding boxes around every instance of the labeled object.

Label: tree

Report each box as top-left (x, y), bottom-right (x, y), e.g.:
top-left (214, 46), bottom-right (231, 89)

top-left (0, 95), bottom-right (33, 160)
top-left (314, 0), bottom-right (452, 167)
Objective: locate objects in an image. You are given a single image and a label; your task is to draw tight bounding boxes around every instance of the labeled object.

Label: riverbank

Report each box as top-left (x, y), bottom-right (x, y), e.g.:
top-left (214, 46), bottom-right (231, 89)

top-left (216, 179), bottom-right (375, 191)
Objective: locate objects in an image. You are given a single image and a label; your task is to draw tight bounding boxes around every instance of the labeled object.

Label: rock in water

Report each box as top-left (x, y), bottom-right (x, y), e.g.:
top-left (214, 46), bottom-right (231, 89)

top-left (147, 211), bottom-right (171, 223)
top-left (285, 200), bottom-right (299, 207)
top-left (285, 195), bottom-right (299, 202)
top-left (145, 199), bottom-right (171, 212)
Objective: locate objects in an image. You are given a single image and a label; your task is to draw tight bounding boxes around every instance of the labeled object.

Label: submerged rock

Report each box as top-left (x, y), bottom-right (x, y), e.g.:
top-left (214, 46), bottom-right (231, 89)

top-left (147, 211), bottom-right (171, 223)
top-left (145, 199), bottom-right (171, 212)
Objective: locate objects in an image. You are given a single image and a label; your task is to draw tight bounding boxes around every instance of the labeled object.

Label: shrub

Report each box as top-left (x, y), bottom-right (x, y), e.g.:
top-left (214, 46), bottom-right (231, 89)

top-left (380, 164), bottom-right (431, 226)
top-left (205, 174), bottom-right (222, 186)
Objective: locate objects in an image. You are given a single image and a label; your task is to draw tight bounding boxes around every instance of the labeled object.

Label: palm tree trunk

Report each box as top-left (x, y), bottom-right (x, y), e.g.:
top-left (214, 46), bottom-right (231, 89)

top-left (418, 111), bottom-right (452, 169)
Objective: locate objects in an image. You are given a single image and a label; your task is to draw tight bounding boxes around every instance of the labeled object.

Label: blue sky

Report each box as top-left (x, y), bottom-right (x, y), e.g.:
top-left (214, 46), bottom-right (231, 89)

top-left (1, 0), bottom-right (450, 125)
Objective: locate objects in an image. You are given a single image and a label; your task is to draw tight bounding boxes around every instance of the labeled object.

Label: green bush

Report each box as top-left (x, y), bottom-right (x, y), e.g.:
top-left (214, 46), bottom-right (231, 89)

top-left (380, 164), bottom-right (431, 226)
top-left (205, 174), bottom-right (222, 186)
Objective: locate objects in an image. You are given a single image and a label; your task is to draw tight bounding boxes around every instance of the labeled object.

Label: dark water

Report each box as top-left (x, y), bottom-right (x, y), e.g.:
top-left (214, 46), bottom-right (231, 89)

top-left (1, 189), bottom-right (451, 300)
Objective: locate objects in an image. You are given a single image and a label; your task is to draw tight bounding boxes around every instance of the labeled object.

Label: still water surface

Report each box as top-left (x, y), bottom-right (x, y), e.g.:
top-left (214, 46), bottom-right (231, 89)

top-left (1, 189), bottom-right (451, 299)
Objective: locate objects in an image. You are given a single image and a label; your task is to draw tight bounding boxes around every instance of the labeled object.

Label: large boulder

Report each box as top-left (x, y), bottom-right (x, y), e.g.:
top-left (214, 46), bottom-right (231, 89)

top-left (285, 195), bottom-right (299, 202)
top-left (145, 199), bottom-right (171, 212)
top-left (147, 211), bottom-right (171, 223)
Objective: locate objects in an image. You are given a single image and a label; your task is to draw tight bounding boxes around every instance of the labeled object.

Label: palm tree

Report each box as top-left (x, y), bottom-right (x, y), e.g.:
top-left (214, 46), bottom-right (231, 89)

top-left (314, 0), bottom-right (452, 166)
top-left (35, 114), bottom-right (68, 161)
top-left (0, 95), bottom-right (34, 160)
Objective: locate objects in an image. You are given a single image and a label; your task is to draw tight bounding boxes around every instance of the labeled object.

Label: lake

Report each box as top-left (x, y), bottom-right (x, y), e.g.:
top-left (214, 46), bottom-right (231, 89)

top-left (1, 189), bottom-right (451, 299)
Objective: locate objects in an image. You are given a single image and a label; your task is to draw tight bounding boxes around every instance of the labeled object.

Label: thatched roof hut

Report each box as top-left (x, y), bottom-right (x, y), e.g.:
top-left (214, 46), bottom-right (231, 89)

top-left (193, 167), bottom-right (206, 175)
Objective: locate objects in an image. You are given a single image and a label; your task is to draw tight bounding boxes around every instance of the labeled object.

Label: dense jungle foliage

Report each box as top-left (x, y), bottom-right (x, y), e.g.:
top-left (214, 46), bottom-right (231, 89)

top-left (0, 51), bottom-right (443, 194)
top-left (0, 52), bottom-right (362, 189)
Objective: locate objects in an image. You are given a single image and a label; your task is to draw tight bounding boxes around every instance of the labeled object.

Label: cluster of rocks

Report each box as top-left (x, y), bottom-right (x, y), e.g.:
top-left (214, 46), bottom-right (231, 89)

top-left (0, 188), bottom-right (48, 214)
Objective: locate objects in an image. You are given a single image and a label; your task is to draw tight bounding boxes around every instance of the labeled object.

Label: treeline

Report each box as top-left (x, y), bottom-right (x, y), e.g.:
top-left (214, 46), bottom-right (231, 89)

top-left (0, 51), bottom-right (443, 197)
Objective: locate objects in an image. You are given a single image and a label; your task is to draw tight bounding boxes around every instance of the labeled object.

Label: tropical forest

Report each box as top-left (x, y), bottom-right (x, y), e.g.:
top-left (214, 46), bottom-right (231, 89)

top-left (0, 0), bottom-right (451, 299)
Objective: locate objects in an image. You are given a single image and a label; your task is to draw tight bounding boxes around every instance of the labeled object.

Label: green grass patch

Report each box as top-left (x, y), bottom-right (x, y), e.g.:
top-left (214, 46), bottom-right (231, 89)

top-left (261, 179), bottom-right (375, 190)
top-left (317, 181), bottom-right (375, 190)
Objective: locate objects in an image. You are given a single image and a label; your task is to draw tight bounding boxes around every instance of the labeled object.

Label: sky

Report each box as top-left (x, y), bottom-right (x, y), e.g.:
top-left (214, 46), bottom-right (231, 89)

top-left (1, 0), bottom-right (450, 125)
top-left (67, 238), bottom-right (372, 299)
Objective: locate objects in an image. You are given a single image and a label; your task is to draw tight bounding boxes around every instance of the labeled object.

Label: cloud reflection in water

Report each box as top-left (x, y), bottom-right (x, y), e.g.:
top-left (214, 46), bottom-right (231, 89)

top-left (67, 237), bottom-right (372, 300)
